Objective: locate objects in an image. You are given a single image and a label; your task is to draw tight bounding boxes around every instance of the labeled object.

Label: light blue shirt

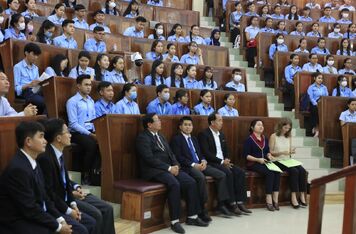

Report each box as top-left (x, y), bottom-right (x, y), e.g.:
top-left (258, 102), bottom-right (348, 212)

top-left (171, 102), bottom-right (190, 115)
top-left (260, 27), bottom-right (275, 33)
top-left (273, 30), bottom-right (288, 35)
top-left (44, 67), bottom-right (62, 77)
top-left (310, 46), bottom-right (330, 55)
top-left (294, 48), bottom-right (309, 53)
top-left (102, 7), bottom-right (116, 16)
top-left (144, 75), bottom-right (165, 86)
top-left (0, 30), bottom-right (4, 43)
top-left (89, 23), bottom-right (111, 33)
top-left (336, 50), bottom-right (354, 56)
top-left (145, 51), bottom-right (162, 61)
top-left (225, 81), bottom-right (246, 92)
top-left (322, 66), bottom-right (338, 74)
top-left (96, 70), bottom-right (112, 81)
top-left (328, 32), bottom-right (343, 39)
top-left (193, 103), bottom-right (214, 116)
top-left (183, 77), bottom-right (199, 89)
top-left (307, 83), bottom-right (329, 106)
top-left (165, 76), bottom-right (183, 88)
top-left (299, 16), bottom-right (313, 22)
top-left (167, 35), bottom-right (185, 43)
top-left (147, 0), bottom-right (163, 6)
top-left (68, 66), bottom-right (95, 79)
top-left (162, 54), bottom-right (179, 63)
top-left (123, 26), bottom-right (144, 38)
top-left (290, 31), bottom-right (305, 36)
top-left (184, 35), bottom-right (206, 45)
top-left (180, 53), bottom-right (200, 65)
top-left (306, 31), bottom-right (322, 37)
top-left (66, 92), bottom-right (96, 135)
top-left (269, 43), bottom-right (288, 60)
top-left (332, 87), bottom-right (354, 97)
top-left (84, 38), bottom-right (106, 53)
top-left (124, 12), bottom-right (138, 18)
top-left (271, 14), bottom-right (285, 20)
top-left (94, 98), bottom-right (116, 118)
top-left (230, 11), bottom-right (243, 24)
top-left (245, 25), bottom-right (260, 39)
top-left (148, 34), bottom-right (165, 40)
top-left (302, 62), bottom-right (323, 72)
top-left (244, 12), bottom-right (259, 17)
top-left (218, 105), bottom-right (239, 117)
top-left (337, 19), bottom-right (352, 24)
top-left (197, 80), bottom-right (218, 90)
top-left (339, 110), bottom-right (356, 123)
top-left (4, 8), bottom-right (17, 15)
top-left (14, 59), bottom-right (39, 96)
top-left (343, 32), bottom-right (356, 40)
top-left (47, 14), bottom-right (65, 25)
top-left (319, 16), bottom-right (336, 23)
top-left (21, 10), bottom-right (39, 19)
top-left (53, 35), bottom-right (78, 49)
top-left (146, 97), bottom-right (172, 115)
top-left (115, 97), bottom-right (140, 114)
top-left (106, 70), bottom-right (125, 84)
top-left (4, 27), bottom-right (26, 40)
top-left (284, 64), bottom-right (302, 84)
top-left (338, 69), bottom-right (356, 75)
top-left (0, 96), bottom-right (23, 116)
top-left (72, 17), bottom-right (89, 30)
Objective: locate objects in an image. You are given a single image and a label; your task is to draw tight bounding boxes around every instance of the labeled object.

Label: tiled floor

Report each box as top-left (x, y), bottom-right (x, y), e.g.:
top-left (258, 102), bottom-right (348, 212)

top-left (153, 204), bottom-right (344, 234)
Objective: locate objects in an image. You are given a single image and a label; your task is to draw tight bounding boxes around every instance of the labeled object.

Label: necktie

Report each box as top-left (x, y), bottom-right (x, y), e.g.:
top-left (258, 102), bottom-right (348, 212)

top-left (154, 134), bottom-right (165, 151)
top-left (59, 155), bottom-right (68, 201)
top-left (33, 167), bottom-right (47, 212)
top-left (187, 137), bottom-right (199, 163)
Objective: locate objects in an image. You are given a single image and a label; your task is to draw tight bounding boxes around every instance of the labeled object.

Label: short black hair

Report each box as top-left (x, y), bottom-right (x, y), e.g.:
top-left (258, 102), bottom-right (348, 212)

top-left (97, 81), bottom-right (112, 93)
top-left (93, 10), bottom-right (105, 16)
top-left (93, 26), bottom-right (105, 33)
top-left (179, 116), bottom-right (193, 126)
top-left (43, 118), bottom-right (65, 143)
top-left (348, 98), bottom-right (356, 105)
top-left (62, 19), bottom-right (74, 28)
top-left (16, 121), bottom-right (45, 148)
top-left (232, 68), bottom-right (241, 74)
top-left (135, 16), bottom-right (147, 23)
top-left (74, 4), bottom-right (86, 11)
top-left (249, 119), bottom-right (264, 133)
top-left (24, 43), bottom-right (42, 55)
top-left (76, 74), bottom-right (91, 84)
top-left (142, 113), bottom-right (156, 129)
top-left (156, 84), bottom-right (168, 95)
top-left (208, 111), bottom-right (218, 125)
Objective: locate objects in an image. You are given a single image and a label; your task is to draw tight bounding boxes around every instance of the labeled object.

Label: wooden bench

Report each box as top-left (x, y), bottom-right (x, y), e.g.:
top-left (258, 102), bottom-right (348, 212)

top-left (342, 123), bottom-right (356, 167)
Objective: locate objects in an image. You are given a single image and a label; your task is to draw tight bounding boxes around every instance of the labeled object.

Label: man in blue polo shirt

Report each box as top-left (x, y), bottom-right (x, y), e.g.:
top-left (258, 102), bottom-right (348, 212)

top-left (53, 19), bottom-right (78, 49)
top-left (123, 16), bottom-right (147, 38)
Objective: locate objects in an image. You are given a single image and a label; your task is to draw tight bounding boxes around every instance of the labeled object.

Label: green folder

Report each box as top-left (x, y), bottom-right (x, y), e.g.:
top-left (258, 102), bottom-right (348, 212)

top-left (277, 159), bottom-right (302, 168)
top-left (265, 162), bottom-right (282, 173)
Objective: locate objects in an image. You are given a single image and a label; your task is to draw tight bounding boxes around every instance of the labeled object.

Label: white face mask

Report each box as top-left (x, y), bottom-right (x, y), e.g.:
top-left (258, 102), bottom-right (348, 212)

top-left (334, 28), bottom-right (340, 33)
top-left (277, 38), bottom-right (284, 44)
top-left (162, 92), bottom-right (170, 101)
top-left (341, 81), bottom-right (348, 87)
top-left (342, 13), bottom-right (349, 18)
top-left (0, 16), bottom-right (4, 24)
top-left (234, 75), bottom-right (242, 82)
top-left (156, 28), bottom-right (164, 35)
top-left (327, 60), bottom-right (334, 66)
top-left (18, 22), bottom-right (26, 31)
top-left (109, 2), bottom-right (116, 8)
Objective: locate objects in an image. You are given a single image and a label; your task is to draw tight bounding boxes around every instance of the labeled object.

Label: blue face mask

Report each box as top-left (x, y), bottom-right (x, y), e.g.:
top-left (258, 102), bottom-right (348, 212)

top-left (44, 31), bottom-right (53, 38)
top-left (130, 91), bottom-right (137, 100)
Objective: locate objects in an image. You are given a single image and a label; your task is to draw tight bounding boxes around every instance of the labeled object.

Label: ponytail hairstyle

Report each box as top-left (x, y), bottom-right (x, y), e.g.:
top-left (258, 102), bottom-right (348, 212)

top-left (51, 3), bottom-right (65, 16)
top-left (183, 64), bottom-right (197, 78)
top-left (288, 53), bottom-right (298, 65)
top-left (174, 89), bottom-right (188, 103)
top-left (94, 53), bottom-right (109, 81)
top-left (123, 0), bottom-right (139, 17)
top-left (150, 40), bottom-right (163, 60)
top-left (288, 5), bottom-right (299, 20)
top-left (297, 37), bottom-right (306, 49)
top-left (109, 55), bottom-right (127, 82)
top-left (150, 59), bottom-right (165, 86)
top-left (201, 66), bottom-right (215, 89)
top-left (317, 37), bottom-right (326, 53)
top-left (339, 38), bottom-right (351, 56)
top-left (189, 24), bottom-right (198, 42)
top-left (275, 33), bottom-right (284, 51)
top-left (198, 89), bottom-right (212, 104)
top-left (170, 63), bottom-right (184, 88)
top-left (76, 51), bottom-right (91, 76)
top-left (168, 23), bottom-right (182, 37)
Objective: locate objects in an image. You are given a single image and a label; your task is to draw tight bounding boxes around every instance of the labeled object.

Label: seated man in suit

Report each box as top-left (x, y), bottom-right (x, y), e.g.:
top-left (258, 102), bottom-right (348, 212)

top-left (171, 116), bottom-right (232, 219)
top-left (136, 113), bottom-right (208, 234)
top-left (198, 112), bottom-right (251, 215)
top-left (0, 71), bottom-right (37, 116)
top-left (38, 118), bottom-right (115, 234)
top-left (0, 121), bottom-right (72, 234)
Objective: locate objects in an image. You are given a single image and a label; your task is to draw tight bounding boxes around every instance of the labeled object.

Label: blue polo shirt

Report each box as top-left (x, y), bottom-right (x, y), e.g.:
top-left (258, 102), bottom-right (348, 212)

top-left (218, 105), bottom-right (239, 117)
top-left (193, 103), bottom-right (214, 116)
top-left (115, 97), bottom-right (140, 114)
top-left (146, 97), bottom-right (172, 115)
top-left (180, 53), bottom-right (200, 65)
top-left (53, 35), bottom-right (78, 49)
top-left (339, 110), bottom-right (356, 123)
top-left (123, 26), bottom-right (144, 38)
top-left (84, 38), bottom-right (107, 53)
top-left (171, 102), bottom-right (190, 115)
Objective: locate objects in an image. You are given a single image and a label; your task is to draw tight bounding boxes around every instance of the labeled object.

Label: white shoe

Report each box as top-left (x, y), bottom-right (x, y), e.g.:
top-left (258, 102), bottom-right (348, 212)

top-left (313, 130), bottom-right (319, 138)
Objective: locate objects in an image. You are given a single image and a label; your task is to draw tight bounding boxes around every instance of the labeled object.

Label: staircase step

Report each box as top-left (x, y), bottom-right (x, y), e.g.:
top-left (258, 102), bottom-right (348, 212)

top-left (82, 185), bottom-right (101, 199)
top-left (114, 218), bottom-right (140, 234)
top-left (107, 202), bottom-right (121, 219)
top-left (294, 146), bottom-right (324, 157)
top-left (292, 128), bottom-right (306, 137)
top-left (247, 87), bottom-right (274, 95)
top-left (68, 171), bottom-right (81, 185)
top-left (292, 136), bottom-right (319, 147)
top-left (325, 192), bottom-right (344, 204)
top-left (297, 157), bottom-right (330, 169)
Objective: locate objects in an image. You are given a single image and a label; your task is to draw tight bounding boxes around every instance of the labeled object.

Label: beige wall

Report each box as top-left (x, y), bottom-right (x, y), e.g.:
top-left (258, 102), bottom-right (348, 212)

top-left (192, 0), bottom-right (204, 15)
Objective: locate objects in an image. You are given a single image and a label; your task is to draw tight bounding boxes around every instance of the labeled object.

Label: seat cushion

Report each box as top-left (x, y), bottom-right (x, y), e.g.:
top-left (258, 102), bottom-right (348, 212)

top-left (114, 179), bottom-right (166, 193)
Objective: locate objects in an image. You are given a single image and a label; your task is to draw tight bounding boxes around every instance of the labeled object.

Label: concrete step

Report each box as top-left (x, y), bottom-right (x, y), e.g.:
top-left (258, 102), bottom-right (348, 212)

top-left (292, 128), bottom-right (306, 137)
top-left (68, 171), bottom-right (81, 185)
top-left (107, 201), bottom-right (121, 219)
top-left (246, 74), bottom-right (261, 81)
top-left (268, 103), bottom-right (284, 111)
top-left (292, 136), bottom-right (319, 147)
top-left (269, 110), bottom-right (295, 118)
top-left (307, 168), bottom-right (342, 192)
top-left (293, 146), bottom-right (324, 157)
top-left (228, 47), bottom-right (241, 56)
top-left (297, 157), bottom-right (330, 169)
top-left (248, 80), bottom-right (266, 87)
top-left (114, 218), bottom-right (140, 234)
top-left (247, 87), bottom-right (274, 95)
top-left (82, 185), bottom-right (101, 199)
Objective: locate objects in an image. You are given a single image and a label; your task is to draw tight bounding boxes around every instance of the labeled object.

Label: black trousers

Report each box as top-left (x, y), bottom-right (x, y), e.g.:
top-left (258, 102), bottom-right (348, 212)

top-left (0, 220), bottom-right (53, 234)
top-left (310, 103), bottom-right (319, 128)
top-left (71, 132), bottom-right (100, 173)
top-left (274, 162), bottom-right (307, 193)
top-left (248, 163), bottom-right (281, 194)
top-left (63, 213), bottom-right (96, 234)
top-left (230, 27), bottom-right (240, 44)
top-left (22, 89), bottom-right (47, 115)
top-left (152, 171), bottom-right (199, 221)
top-left (211, 164), bottom-right (247, 203)
top-left (76, 194), bottom-right (115, 234)
top-left (284, 82), bottom-right (295, 110)
top-left (247, 47), bottom-right (257, 67)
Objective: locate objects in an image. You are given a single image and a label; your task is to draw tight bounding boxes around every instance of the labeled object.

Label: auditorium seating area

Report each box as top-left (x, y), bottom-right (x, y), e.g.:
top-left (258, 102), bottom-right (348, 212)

top-left (0, 0), bottom-right (355, 233)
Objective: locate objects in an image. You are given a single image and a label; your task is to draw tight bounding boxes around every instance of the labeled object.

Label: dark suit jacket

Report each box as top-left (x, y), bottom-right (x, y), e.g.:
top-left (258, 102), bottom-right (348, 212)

top-left (171, 133), bottom-right (205, 169)
top-left (38, 145), bottom-right (75, 214)
top-left (0, 150), bottom-right (61, 231)
top-left (198, 128), bottom-right (229, 165)
top-left (136, 129), bottom-right (179, 180)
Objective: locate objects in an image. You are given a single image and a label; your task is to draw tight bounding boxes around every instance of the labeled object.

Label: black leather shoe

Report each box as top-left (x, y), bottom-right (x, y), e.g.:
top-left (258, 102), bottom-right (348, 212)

top-left (217, 205), bottom-right (234, 217)
top-left (186, 217), bottom-right (209, 227)
top-left (299, 201), bottom-right (308, 208)
top-left (171, 223), bottom-right (185, 234)
top-left (290, 201), bottom-right (300, 209)
top-left (229, 204), bottom-right (242, 216)
top-left (273, 201), bottom-right (280, 211)
top-left (238, 204), bottom-right (252, 214)
top-left (266, 203), bottom-right (275, 211)
top-left (199, 211), bottom-right (212, 223)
